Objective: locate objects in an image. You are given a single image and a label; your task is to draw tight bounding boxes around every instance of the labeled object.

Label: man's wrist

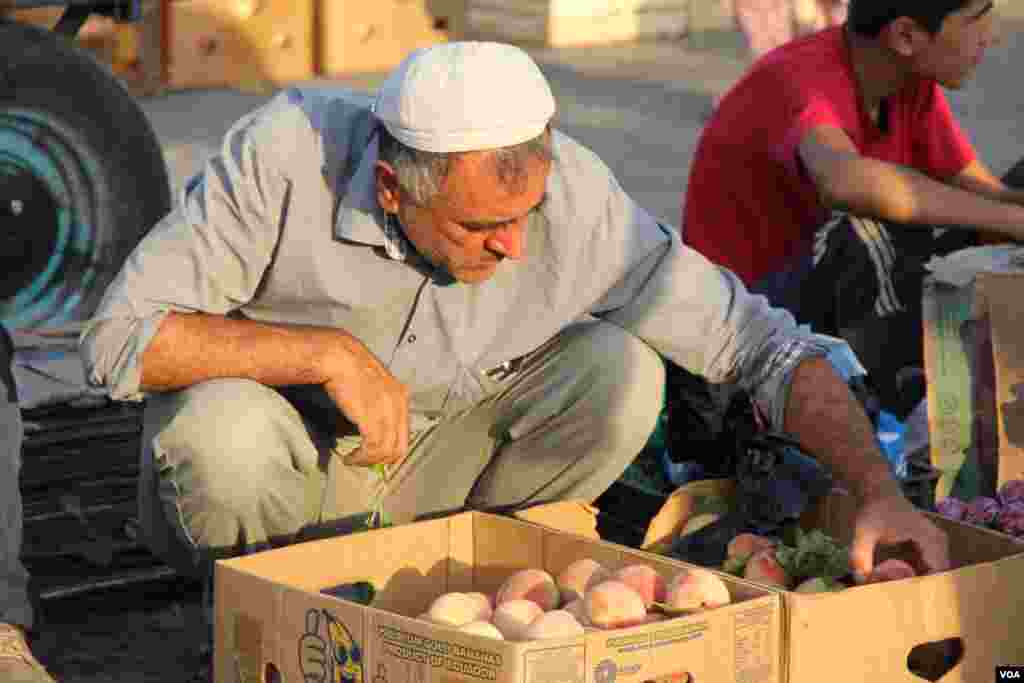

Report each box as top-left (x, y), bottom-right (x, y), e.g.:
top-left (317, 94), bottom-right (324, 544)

top-left (850, 465), bottom-right (903, 503)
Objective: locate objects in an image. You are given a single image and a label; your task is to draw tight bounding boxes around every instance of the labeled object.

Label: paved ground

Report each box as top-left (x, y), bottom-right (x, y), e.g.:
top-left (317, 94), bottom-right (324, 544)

top-left (30, 17), bottom-right (1024, 682)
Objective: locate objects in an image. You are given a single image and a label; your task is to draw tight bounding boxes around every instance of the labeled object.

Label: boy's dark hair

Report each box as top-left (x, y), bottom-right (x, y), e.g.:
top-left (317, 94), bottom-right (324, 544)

top-left (847, 0), bottom-right (971, 37)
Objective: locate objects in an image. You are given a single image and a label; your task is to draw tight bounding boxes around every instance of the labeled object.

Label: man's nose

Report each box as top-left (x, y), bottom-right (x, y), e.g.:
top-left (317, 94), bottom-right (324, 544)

top-left (486, 221), bottom-right (526, 260)
top-left (986, 13), bottom-right (1003, 48)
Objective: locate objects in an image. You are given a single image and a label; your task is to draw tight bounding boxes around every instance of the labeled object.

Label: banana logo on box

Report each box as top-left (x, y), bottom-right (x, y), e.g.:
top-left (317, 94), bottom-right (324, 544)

top-left (300, 608), bottom-right (365, 683)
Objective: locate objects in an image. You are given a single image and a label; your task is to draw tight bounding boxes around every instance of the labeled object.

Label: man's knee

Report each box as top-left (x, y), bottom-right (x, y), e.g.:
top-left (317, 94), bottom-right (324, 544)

top-left (146, 378), bottom-right (310, 520)
top-left (562, 322), bottom-right (666, 447)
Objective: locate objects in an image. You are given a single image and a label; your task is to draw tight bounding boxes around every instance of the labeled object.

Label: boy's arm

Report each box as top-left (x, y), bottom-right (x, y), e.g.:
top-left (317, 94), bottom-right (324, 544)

top-left (951, 159), bottom-right (1024, 207)
top-left (949, 160), bottom-right (1024, 244)
top-left (798, 125), bottom-right (1024, 239)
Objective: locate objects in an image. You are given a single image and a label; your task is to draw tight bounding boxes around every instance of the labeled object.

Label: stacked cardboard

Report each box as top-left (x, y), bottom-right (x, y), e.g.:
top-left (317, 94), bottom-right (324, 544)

top-left (165, 0), bottom-right (316, 92)
top-left (465, 0), bottom-right (689, 48)
top-left (318, 0), bottom-right (465, 76)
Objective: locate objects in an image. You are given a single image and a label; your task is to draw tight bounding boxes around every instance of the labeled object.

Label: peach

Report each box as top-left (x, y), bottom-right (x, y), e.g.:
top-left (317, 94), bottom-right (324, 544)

top-left (613, 564), bottom-right (667, 608)
top-left (562, 598), bottom-right (591, 626)
top-left (868, 559), bottom-right (917, 584)
top-left (556, 559), bottom-right (612, 604)
top-left (726, 533), bottom-right (776, 560)
top-left (496, 569), bottom-right (561, 611)
top-left (743, 549), bottom-right (791, 589)
top-left (793, 577), bottom-right (842, 593)
top-left (584, 580), bottom-right (648, 630)
top-left (664, 568), bottom-right (732, 612)
top-left (491, 599), bottom-right (545, 641)
top-left (464, 592), bottom-right (494, 621)
top-left (426, 592), bottom-right (491, 627)
top-left (522, 610), bottom-right (585, 641)
top-left (457, 620), bottom-right (505, 640)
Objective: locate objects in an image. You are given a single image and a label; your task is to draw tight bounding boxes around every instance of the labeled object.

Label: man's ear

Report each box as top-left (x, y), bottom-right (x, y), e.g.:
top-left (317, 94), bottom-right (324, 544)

top-left (375, 161), bottom-right (401, 214)
top-left (880, 16), bottom-right (930, 58)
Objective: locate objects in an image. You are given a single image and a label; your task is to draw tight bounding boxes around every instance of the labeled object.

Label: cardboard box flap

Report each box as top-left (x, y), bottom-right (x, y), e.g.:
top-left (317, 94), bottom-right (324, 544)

top-left (510, 499), bottom-right (601, 540)
top-left (933, 513), bottom-right (1024, 567)
top-left (217, 516), bottom-right (476, 619)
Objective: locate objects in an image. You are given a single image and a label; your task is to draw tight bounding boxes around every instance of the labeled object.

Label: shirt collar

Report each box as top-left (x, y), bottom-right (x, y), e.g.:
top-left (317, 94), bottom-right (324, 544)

top-left (333, 134), bottom-right (390, 247)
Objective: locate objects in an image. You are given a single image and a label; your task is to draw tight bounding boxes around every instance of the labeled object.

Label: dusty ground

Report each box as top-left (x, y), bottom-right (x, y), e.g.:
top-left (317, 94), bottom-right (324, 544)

top-left (26, 14), bottom-right (1024, 682)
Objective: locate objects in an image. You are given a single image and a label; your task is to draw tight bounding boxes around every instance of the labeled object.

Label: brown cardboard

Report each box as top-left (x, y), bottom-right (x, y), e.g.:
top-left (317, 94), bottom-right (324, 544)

top-left (166, 0), bottom-right (315, 92)
top-left (974, 272), bottom-right (1024, 488)
top-left (215, 507), bottom-right (783, 683)
top-left (640, 480), bottom-right (1024, 683)
top-left (318, 0), bottom-right (464, 77)
top-left (512, 500), bottom-right (602, 541)
top-left (923, 267), bottom-right (1024, 500)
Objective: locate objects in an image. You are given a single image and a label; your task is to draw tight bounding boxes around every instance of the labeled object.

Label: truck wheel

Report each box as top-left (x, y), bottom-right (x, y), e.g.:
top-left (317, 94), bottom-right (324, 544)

top-left (0, 20), bottom-right (171, 328)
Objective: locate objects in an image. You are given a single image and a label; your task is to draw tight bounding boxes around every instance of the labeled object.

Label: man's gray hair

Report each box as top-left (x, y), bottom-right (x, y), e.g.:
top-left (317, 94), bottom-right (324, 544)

top-left (377, 124), bottom-right (553, 206)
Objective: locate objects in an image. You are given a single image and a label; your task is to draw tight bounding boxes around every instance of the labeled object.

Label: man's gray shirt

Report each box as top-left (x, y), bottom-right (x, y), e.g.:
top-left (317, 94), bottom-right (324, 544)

top-left (80, 87), bottom-right (840, 431)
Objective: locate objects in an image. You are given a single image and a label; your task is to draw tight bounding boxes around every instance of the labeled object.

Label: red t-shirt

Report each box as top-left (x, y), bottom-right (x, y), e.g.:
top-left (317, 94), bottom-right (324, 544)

top-left (682, 26), bottom-right (977, 286)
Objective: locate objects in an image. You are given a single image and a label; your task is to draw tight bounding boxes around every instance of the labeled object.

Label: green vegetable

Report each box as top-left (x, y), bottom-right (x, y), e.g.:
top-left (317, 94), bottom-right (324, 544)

top-left (721, 555), bottom-right (748, 577)
top-left (773, 527), bottom-right (850, 583)
top-left (366, 464), bottom-right (392, 530)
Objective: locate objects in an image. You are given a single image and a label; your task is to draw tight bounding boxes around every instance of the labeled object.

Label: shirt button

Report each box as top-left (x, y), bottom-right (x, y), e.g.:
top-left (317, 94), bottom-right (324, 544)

top-left (407, 334), bottom-right (417, 344)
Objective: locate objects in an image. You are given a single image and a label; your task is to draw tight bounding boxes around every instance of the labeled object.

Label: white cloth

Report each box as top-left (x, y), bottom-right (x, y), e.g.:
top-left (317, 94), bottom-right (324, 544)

top-left (924, 244), bottom-right (1024, 288)
top-left (372, 41), bottom-right (556, 153)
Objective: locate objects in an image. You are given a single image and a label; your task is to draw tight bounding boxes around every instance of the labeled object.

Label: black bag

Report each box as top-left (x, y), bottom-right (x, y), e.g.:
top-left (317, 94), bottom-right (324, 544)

top-left (661, 362), bottom-right (882, 568)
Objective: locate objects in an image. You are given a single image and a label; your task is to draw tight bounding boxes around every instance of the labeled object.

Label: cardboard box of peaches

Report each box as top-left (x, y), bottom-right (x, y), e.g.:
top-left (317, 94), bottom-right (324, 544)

top-left (213, 501), bottom-right (782, 683)
top-left (634, 478), bottom-right (1024, 683)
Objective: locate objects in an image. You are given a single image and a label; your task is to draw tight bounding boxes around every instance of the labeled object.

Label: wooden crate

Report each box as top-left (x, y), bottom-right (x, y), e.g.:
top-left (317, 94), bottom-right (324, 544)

top-left (318, 0), bottom-right (465, 76)
top-left (166, 0), bottom-right (315, 92)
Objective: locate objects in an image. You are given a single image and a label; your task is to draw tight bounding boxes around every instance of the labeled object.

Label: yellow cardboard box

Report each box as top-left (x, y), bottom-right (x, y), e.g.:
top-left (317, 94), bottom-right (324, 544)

top-left (214, 502), bottom-right (782, 683)
top-left (636, 480), bottom-right (1024, 683)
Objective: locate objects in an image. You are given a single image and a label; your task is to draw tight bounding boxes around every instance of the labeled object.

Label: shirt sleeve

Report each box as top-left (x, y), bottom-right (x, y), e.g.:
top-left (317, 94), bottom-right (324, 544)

top-left (775, 92), bottom-right (847, 183)
top-left (914, 82), bottom-right (977, 179)
top-left (591, 167), bottom-right (842, 431)
top-left (79, 94), bottom-right (300, 401)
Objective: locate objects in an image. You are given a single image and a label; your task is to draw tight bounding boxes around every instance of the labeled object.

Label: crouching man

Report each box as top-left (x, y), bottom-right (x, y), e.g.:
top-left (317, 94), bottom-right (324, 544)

top-left (81, 42), bottom-right (947, 589)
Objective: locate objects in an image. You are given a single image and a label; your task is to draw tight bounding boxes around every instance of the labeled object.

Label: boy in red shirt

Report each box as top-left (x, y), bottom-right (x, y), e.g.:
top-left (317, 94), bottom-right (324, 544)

top-left (683, 0), bottom-right (1024, 408)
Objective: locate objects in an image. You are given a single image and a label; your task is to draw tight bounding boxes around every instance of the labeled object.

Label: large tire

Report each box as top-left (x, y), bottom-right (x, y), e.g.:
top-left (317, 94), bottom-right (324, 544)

top-left (0, 20), bottom-right (171, 329)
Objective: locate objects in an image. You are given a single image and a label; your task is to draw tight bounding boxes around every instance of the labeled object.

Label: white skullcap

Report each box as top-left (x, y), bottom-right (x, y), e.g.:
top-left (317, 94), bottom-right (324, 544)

top-left (372, 41), bottom-right (556, 154)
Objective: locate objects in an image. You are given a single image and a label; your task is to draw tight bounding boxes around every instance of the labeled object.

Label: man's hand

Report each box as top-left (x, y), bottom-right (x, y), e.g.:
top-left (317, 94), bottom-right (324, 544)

top-left (784, 357), bottom-right (950, 581)
top-left (849, 491), bottom-right (950, 583)
top-left (323, 346), bottom-right (410, 467)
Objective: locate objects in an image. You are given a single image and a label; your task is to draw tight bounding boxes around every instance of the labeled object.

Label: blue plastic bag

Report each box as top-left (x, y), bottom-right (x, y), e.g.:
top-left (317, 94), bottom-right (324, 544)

top-left (876, 410), bottom-right (908, 479)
